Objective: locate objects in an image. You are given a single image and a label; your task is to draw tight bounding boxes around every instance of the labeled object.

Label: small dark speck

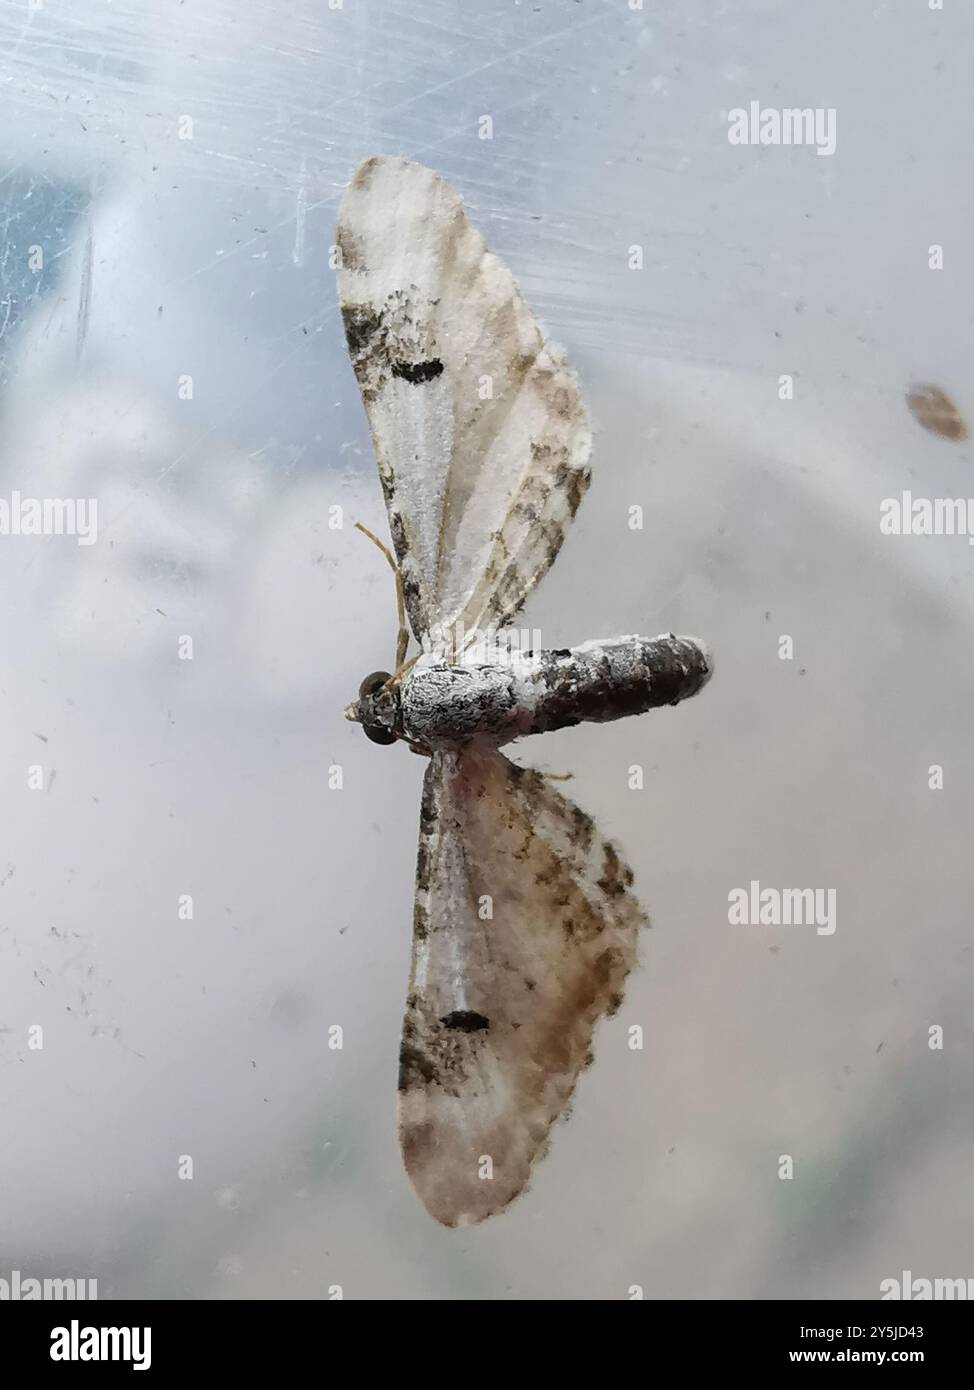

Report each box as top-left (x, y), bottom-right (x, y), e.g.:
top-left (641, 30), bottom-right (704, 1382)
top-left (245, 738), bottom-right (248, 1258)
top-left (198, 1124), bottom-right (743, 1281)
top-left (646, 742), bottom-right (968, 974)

top-left (875, 1041), bottom-right (884, 1054)
top-left (156, 608), bottom-right (166, 617)
top-left (33, 732), bottom-right (48, 742)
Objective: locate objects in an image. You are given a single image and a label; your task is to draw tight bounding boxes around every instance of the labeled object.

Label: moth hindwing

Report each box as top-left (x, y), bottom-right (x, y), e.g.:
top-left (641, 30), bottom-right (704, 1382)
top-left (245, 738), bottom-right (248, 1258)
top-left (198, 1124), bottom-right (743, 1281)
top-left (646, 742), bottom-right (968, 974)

top-left (401, 749), bottom-right (643, 1227)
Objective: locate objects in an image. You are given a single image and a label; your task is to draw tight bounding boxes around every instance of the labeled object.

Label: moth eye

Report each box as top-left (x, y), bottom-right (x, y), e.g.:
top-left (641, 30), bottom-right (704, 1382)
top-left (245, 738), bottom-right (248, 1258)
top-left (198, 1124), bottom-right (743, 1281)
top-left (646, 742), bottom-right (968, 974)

top-left (363, 722), bottom-right (397, 746)
top-left (359, 670), bottom-right (392, 698)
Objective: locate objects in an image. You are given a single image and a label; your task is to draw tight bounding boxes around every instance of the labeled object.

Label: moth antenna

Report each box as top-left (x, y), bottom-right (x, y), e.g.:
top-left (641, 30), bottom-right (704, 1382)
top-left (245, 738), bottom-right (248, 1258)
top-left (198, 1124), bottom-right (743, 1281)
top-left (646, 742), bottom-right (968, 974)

top-left (354, 520), bottom-right (410, 670)
top-left (384, 653), bottom-right (420, 692)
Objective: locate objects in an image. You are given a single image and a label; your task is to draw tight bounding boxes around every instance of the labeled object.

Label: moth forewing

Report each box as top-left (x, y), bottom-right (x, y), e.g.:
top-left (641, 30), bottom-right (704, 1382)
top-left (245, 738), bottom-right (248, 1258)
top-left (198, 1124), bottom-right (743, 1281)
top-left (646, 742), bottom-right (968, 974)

top-left (400, 749), bottom-right (643, 1227)
top-left (337, 154), bottom-right (591, 658)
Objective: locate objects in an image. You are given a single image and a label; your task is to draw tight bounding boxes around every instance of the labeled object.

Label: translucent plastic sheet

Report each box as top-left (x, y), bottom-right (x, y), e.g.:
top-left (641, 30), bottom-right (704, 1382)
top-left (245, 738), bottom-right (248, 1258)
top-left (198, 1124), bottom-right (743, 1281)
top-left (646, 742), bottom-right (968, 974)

top-left (0, 1), bottom-right (971, 1298)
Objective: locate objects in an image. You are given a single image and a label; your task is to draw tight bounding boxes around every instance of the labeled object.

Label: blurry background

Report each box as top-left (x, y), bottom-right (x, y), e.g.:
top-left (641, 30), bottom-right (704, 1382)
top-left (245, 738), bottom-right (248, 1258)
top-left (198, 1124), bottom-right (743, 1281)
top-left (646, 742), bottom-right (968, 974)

top-left (0, 0), bottom-right (972, 1299)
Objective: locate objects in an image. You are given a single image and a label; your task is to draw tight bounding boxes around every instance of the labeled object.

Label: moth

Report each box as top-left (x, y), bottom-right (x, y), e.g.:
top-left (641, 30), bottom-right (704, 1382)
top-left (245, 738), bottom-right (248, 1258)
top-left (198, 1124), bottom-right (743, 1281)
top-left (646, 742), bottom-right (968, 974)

top-left (338, 156), bottom-right (712, 1226)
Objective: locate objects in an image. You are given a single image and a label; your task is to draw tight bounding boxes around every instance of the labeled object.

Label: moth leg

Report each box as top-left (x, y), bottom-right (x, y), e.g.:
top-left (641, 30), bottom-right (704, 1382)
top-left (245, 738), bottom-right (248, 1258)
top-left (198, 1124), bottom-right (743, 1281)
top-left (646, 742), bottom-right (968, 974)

top-left (354, 521), bottom-right (410, 670)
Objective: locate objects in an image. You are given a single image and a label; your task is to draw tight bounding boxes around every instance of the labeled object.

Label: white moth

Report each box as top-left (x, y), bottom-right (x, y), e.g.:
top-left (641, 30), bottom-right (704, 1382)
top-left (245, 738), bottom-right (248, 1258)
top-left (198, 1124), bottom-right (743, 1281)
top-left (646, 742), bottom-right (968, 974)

top-left (338, 156), bottom-right (712, 1227)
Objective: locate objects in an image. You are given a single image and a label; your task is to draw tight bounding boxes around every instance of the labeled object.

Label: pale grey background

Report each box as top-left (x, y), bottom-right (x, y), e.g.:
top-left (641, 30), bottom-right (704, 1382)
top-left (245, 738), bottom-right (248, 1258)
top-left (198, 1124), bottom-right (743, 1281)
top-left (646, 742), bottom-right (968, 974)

top-left (0, 0), bottom-right (971, 1299)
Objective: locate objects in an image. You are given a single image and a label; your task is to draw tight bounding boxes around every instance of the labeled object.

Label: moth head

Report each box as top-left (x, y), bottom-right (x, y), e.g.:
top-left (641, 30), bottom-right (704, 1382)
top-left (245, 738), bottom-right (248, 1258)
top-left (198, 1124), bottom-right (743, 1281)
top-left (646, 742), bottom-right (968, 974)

top-left (345, 670), bottom-right (399, 745)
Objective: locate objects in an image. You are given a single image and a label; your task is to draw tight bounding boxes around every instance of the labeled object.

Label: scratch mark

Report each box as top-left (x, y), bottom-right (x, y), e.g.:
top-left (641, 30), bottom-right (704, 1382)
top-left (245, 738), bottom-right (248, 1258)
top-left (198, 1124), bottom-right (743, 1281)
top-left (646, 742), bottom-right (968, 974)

top-left (76, 217), bottom-right (93, 363)
top-left (292, 153), bottom-right (307, 269)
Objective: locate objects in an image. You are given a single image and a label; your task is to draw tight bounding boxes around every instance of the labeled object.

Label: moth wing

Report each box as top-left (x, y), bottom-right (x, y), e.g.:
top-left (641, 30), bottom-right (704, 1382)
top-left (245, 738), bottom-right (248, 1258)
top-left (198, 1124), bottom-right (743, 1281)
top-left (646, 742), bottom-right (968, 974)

top-left (400, 747), bottom-right (643, 1226)
top-left (337, 156), bottom-right (591, 653)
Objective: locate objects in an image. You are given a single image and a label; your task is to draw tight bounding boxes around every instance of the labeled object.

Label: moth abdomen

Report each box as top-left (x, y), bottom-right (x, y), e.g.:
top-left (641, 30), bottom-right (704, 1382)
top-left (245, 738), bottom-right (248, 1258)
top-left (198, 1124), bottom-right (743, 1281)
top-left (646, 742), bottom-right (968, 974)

top-left (523, 634), bottom-right (713, 737)
top-left (398, 634), bottom-right (712, 749)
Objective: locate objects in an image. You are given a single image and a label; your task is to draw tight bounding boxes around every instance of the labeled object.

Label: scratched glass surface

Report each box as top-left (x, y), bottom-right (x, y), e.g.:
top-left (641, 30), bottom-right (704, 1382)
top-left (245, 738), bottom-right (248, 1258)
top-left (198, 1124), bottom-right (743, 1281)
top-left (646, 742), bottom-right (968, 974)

top-left (1, 1), bottom-right (972, 1298)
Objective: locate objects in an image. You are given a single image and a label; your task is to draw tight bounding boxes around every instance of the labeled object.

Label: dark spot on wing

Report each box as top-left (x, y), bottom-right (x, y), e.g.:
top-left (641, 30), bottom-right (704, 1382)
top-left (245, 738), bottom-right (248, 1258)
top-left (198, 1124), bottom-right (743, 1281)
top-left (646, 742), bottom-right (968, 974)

top-left (341, 302), bottom-right (382, 359)
top-left (413, 901), bottom-right (429, 943)
top-left (399, 1041), bottom-right (436, 1090)
top-left (440, 1010), bottom-right (490, 1032)
top-left (534, 859), bottom-right (561, 887)
top-left (514, 823), bottom-right (534, 862)
top-left (353, 156), bottom-right (381, 191)
top-left (552, 459), bottom-right (590, 516)
top-left (387, 510), bottom-right (409, 568)
top-left (392, 358), bottom-right (444, 384)
top-left (415, 838), bottom-right (431, 889)
top-left (514, 501), bottom-right (540, 525)
top-left (570, 804), bottom-right (594, 854)
top-left (594, 946), bottom-right (624, 983)
top-left (401, 570), bottom-right (422, 621)
top-left (512, 350), bottom-right (537, 382)
top-left (336, 226), bottom-right (364, 273)
top-left (400, 1119), bottom-right (435, 1169)
top-left (378, 469), bottom-right (395, 506)
top-left (597, 844), bottom-right (630, 898)
top-left (418, 772), bottom-right (438, 837)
